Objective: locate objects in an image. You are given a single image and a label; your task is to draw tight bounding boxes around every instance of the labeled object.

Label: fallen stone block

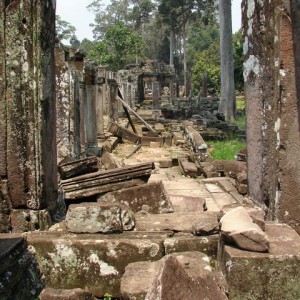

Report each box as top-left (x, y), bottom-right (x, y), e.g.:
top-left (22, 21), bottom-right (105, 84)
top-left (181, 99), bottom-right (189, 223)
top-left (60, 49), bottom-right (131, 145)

top-left (220, 206), bottom-right (269, 252)
top-left (145, 255), bottom-right (227, 300)
top-left (39, 288), bottom-right (96, 300)
top-left (192, 217), bottom-right (219, 236)
top-left (61, 162), bottom-right (154, 200)
top-left (135, 211), bottom-right (219, 234)
top-left (121, 251), bottom-right (214, 300)
top-left (159, 158), bottom-right (173, 168)
top-left (65, 203), bottom-right (135, 233)
top-left (58, 156), bottom-right (99, 180)
top-left (219, 223), bottom-right (300, 300)
top-left (99, 181), bottom-right (173, 214)
top-left (178, 158), bottom-right (199, 178)
top-left (236, 181), bottom-right (248, 195)
top-left (100, 152), bottom-right (120, 170)
top-left (26, 232), bottom-right (167, 298)
top-left (169, 195), bottom-right (207, 212)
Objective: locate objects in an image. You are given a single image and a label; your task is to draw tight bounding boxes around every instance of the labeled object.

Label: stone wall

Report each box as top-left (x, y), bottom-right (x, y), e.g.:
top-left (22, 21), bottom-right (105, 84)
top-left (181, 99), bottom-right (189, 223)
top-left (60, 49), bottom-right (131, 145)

top-left (0, 0), bottom-right (57, 232)
top-left (243, 0), bottom-right (300, 232)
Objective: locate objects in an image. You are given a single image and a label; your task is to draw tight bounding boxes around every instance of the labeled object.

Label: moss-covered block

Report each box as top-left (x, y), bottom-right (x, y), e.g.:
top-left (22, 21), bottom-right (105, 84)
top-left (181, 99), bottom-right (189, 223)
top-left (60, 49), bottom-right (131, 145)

top-left (221, 224), bottom-right (300, 300)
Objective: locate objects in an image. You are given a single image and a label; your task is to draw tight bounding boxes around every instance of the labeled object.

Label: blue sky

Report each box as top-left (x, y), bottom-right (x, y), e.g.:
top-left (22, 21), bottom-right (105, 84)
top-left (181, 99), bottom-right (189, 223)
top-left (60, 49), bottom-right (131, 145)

top-left (56, 0), bottom-right (242, 41)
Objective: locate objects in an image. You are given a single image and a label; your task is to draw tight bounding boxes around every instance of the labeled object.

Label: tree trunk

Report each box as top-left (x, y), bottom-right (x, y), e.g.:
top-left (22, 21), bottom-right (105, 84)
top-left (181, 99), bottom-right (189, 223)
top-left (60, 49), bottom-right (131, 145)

top-left (219, 0), bottom-right (236, 121)
top-left (183, 23), bottom-right (188, 97)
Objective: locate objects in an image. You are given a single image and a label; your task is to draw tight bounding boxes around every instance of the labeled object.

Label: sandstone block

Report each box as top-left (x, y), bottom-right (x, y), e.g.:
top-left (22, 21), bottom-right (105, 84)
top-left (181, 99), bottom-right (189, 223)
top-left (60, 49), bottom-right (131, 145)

top-left (121, 251), bottom-right (214, 300)
top-left (135, 211), bottom-right (219, 234)
top-left (220, 224), bottom-right (300, 299)
top-left (39, 288), bottom-right (96, 300)
top-left (26, 232), bottom-right (166, 297)
top-left (65, 203), bottom-right (135, 233)
top-left (145, 255), bottom-right (227, 300)
top-left (99, 181), bottom-right (173, 214)
top-left (220, 207), bottom-right (269, 252)
top-left (169, 195), bottom-right (206, 212)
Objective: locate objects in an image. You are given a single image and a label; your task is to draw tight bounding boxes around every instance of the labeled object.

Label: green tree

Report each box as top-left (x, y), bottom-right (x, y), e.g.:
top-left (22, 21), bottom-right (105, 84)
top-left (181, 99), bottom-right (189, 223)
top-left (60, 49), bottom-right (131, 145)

top-left (87, 22), bottom-right (144, 71)
top-left (88, 0), bottom-right (133, 40)
top-left (191, 41), bottom-right (221, 95)
top-left (79, 38), bottom-right (95, 55)
top-left (56, 15), bottom-right (77, 43)
top-left (233, 29), bottom-right (244, 93)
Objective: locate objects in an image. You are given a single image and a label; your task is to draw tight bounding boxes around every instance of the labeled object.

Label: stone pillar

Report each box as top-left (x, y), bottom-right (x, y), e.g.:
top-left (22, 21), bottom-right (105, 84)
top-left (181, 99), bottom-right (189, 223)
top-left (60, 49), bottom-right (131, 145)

top-left (84, 64), bottom-right (98, 156)
top-left (79, 81), bottom-right (86, 146)
top-left (202, 73), bottom-right (208, 97)
top-left (96, 67), bottom-right (106, 139)
top-left (0, 0), bottom-right (57, 231)
top-left (55, 48), bottom-right (83, 163)
top-left (108, 79), bottom-right (118, 124)
top-left (243, 0), bottom-right (300, 233)
top-left (152, 81), bottom-right (160, 110)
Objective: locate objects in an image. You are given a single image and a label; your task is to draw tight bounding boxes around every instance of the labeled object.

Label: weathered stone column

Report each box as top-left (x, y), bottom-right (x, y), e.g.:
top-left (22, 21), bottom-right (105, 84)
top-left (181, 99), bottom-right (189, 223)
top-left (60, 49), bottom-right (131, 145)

top-left (55, 48), bottom-right (84, 163)
top-left (79, 80), bottom-right (86, 146)
top-left (152, 81), bottom-right (160, 110)
top-left (0, 0), bottom-right (57, 231)
top-left (108, 79), bottom-right (118, 124)
top-left (243, 0), bottom-right (300, 233)
top-left (96, 67), bottom-right (106, 139)
top-left (84, 64), bottom-right (98, 156)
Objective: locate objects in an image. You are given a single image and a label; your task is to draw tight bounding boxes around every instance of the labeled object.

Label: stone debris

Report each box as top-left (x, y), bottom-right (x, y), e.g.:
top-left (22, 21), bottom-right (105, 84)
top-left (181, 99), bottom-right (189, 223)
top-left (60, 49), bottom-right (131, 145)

top-left (65, 202), bottom-right (135, 233)
top-left (99, 181), bottom-right (173, 214)
top-left (219, 224), bottom-right (300, 300)
top-left (60, 162), bottom-right (154, 200)
top-left (219, 206), bottom-right (269, 252)
top-left (39, 288), bottom-right (96, 300)
top-left (58, 156), bottom-right (99, 180)
top-left (182, 120), bottom-right (208, 152)
top-left (121, 251), bottom-right (219, 300)
top-left (178, 157), bottom-right (199, 177)
top-left (145, 255), bottom-right (228, 300)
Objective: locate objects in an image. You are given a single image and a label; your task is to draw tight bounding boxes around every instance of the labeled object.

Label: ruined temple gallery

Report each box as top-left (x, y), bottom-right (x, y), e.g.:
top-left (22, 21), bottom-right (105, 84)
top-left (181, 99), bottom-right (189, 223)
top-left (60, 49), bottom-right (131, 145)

top-left (0, 0), bottom-right (300, 299)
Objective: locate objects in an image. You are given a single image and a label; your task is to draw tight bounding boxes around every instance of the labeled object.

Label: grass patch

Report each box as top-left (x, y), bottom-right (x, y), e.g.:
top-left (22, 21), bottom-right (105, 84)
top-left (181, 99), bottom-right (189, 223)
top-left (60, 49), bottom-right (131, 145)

top-left (234, 115), bottom-right (246, 128)
top-left (236, 97), bottom-right (245, 110)
top-left (209, 139), bottom-right (246, 160)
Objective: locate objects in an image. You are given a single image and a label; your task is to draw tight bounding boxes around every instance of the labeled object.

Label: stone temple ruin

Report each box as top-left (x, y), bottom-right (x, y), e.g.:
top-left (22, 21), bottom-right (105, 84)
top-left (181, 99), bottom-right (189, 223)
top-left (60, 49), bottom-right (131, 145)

top-left (0, 0), bottom-right (300, 299)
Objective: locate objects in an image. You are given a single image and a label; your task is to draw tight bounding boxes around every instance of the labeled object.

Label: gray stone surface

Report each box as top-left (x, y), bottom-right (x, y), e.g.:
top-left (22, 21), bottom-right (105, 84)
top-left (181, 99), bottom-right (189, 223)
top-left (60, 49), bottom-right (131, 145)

top-left (99, 181), bottom-right (173, 214)
top-left (65, 203), bottom-right (135, 233)
top-left (39, 288), bottom-right (96, 300)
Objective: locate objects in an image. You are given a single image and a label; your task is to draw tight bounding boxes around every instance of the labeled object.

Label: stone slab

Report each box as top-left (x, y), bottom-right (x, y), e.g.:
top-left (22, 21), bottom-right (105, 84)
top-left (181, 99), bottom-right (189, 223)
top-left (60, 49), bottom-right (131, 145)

top-left (220, 223), bottom-right (300, 299)
top-left (135, 212), bottom-right (219, 234)
top-left (26, 232), bottom-right (167, 298)
top-left (168, 195), bottom-right (206, 212)
top-left (98, 181), bottom-right (173, 214)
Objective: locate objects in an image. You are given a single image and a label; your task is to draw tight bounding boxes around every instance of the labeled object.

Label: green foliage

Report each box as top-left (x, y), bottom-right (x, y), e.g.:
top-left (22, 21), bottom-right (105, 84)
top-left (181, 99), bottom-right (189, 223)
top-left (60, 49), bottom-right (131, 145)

top-left (191, 41), bottom-right (221, 95)
top-left (233, 29), bottom-right (244, 92)
top-left (104, 293), bottom-right (112, 300)
top-left (209, 139), bottom-right (246, 160)
top-left (87, 22), bottom-right (144, 71)
top-left (56, 15), bottom-right (78, 44)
